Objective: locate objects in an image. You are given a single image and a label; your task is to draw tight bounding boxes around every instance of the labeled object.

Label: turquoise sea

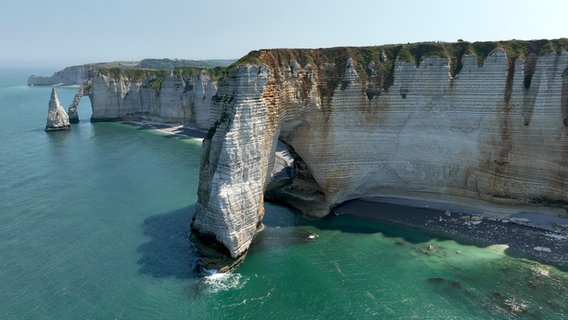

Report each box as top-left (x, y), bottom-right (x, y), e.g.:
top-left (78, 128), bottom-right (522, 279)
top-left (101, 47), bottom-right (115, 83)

top-left (1, 68), bottom-right (567, 319)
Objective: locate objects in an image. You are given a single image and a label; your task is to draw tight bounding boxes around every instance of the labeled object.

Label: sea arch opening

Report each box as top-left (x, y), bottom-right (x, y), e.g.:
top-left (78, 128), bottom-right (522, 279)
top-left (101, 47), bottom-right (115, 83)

top-left (67, 80), bottom-right (93, 123)
top-left (265, 138), bottom-right (329, 217)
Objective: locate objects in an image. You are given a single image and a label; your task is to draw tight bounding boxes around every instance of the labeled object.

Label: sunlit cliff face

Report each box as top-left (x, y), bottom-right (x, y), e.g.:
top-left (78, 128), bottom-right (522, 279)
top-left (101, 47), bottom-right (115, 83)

top-left (192, 42), bottom-right (568, 260)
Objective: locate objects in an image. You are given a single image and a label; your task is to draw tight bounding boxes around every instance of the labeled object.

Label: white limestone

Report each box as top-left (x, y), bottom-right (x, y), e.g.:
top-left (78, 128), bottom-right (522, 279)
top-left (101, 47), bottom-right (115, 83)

top-left (194, 49), bottom-right (568, 258)
top-left (86, 70), bottom-right (216, 128)
top-left (29, 65), bottom-right (92, 86)
top-left (194, 71), bottom-right (218, 129)
top-left (67, 80), bottom-right (91, 123)
top-left (45, 88), bottom-right (70, 131)
top-left (193, 65), bottom-right (273, 258)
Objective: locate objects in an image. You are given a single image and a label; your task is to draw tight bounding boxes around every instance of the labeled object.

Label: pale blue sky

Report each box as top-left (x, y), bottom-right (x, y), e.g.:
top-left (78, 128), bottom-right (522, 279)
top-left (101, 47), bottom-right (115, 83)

top-left (1, 0), bottom-right (567, 68)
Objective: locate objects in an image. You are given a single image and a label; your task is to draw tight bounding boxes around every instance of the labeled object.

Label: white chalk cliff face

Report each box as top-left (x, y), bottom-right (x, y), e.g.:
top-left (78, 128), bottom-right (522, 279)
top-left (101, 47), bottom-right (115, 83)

top-left (29, 65), bottom-right (92, 86)
top-left (192, 65), bottom-right (273, 258)
top-left (45, 88), bottom-right (70, 131)
top-left (67, 80), bottom-right (91, 123)
top-left (86, 70), bottom-right (217, 128)
top-left (193, 46), bottom-right (568, 259)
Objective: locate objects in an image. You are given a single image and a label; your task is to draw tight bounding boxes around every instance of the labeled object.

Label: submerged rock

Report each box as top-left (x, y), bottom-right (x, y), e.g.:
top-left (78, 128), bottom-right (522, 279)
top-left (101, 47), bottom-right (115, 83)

top-left (45, 88), bottom-right (70, 131)
top-left (503, 298), bottom-right (529, 314)
top-left (533, 246), bottom-right (552, 253)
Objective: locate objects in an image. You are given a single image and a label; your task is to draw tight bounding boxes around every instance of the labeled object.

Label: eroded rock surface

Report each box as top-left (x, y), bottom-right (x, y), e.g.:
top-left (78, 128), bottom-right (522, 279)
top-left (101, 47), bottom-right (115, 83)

top-left (192, 65), bottom-right (274, 258)
top-left (67, 80), bottom-right (91, 123)
top-left (45, 88), bottom-right (70, 131)
top-left (81, 69), bottom-right (217, 128)
top-left (193, 42), bottom-right (568, 262)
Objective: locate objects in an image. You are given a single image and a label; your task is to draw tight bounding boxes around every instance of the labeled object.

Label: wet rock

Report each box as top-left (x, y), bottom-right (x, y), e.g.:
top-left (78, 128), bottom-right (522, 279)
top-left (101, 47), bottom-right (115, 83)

top-left (531, 265), bottom-right (550, 277)
top-left (189, 231), bottom-right (246, 273)
top-left (395, 240), bottom-right (407, 246)
top-left (427, 277), bottom-right (462, 289)
top-left (297, 230), bottom-right (318, 241)
top-left (465, 220), bottom-right (482, 226)
top-left (545, 233), bottom-right (567, 240)
top-left (504, 299), bottom-right (529, 313)
top-left (427, 277), bottom-right (445, 284)
top-left (470, 215), bottom-right (483, 221)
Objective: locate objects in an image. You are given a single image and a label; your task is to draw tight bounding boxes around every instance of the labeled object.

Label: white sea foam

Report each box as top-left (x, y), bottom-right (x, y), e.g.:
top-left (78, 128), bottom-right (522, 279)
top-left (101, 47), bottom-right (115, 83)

top-left (203, 272), bottom-right (248, 293)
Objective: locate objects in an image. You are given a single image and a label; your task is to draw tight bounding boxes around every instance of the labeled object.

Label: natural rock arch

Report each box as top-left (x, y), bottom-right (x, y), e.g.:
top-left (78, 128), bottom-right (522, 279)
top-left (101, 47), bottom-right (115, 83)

top-left (67, 80), bottom-right (93, 123)
top-left (191, 47), bottom-right (568, 271)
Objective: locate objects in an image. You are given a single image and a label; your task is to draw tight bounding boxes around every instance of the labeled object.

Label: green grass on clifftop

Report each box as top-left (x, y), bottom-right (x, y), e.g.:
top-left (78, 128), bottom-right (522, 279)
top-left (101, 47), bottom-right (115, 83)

top-left (97, 65), bottom-right (226, 93)
top-left (233, 39), bottom-right (568, 86)
top-left (94, 39), bottom-right (568, 95)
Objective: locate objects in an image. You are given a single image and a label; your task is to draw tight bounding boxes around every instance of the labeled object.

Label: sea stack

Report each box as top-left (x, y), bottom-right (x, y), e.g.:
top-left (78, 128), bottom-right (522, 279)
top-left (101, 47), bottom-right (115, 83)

top-left (45, 88), bottom-right (71, 131)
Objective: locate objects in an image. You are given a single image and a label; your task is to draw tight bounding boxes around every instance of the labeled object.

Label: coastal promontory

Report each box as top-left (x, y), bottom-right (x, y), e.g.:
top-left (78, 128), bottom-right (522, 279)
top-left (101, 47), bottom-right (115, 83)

top-left (190, 39), bottom-right (568, 267)
top-left (40, 40), bottom-right (568, 270)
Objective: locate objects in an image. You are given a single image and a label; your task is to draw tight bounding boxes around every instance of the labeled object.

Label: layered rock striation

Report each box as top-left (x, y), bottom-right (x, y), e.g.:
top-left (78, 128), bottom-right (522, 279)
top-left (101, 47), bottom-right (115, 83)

top-left (69, 68), bottom-right (218, 128)
top-left (192, 65), bottom-right (275, 260)
top-left (67, 80), bottom-right (91, 123)
top-left (192, 40), bottom-right (568, 262)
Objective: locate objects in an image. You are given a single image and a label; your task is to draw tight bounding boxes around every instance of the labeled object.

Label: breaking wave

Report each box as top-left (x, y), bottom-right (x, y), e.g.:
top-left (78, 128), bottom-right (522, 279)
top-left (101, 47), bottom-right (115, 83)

top-left (203, 272), bottom-right (249, 293)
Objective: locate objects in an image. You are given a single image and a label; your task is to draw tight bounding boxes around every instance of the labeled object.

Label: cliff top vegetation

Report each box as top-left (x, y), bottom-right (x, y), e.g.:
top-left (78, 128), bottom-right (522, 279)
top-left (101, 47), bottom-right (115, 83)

top-left (138, 58), bottom-right (235, 69)
top-left (85, 58), bottom-right (234, 70)
top-left (86, 58), bottom-right (231, 89)
top-left (96, 65), bottom-right (226, 92)
top-left (232, 38), bottom-right (568, 88)
top-left (92, 39), bottom-right (568, 94)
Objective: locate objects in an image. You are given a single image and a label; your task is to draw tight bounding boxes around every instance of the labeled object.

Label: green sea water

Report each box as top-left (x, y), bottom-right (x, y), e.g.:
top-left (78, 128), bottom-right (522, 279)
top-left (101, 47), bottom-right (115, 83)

top-left (1, 69), bottom-right (567, 319)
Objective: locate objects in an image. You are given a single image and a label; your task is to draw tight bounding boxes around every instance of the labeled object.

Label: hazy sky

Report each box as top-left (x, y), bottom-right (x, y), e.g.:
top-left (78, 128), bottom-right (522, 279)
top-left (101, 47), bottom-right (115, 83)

top-left (2, 0), bottom-right (567, 68)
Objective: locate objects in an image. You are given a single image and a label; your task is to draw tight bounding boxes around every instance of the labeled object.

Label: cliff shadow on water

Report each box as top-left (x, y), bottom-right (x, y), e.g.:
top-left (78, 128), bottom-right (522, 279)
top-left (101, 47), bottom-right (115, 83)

top-left (250, 201), bottom-right (441, 259)
top-left (137, 205), bottom-right (200, 279)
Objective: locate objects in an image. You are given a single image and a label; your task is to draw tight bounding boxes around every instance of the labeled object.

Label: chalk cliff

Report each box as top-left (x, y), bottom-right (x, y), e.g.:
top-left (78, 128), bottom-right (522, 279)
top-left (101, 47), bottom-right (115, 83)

top-left (45, 88), bottom-right (70, 131)
top-left (67, 80), bottom-right (91, 123)
top-left (29, 65), bottom-right (93, 87)
top-left (192, 40), bottom-right (568, 262)
top-left (74, 68), bottom-right (218, 128)
top-left (28, 59), bottom-right (234, 87)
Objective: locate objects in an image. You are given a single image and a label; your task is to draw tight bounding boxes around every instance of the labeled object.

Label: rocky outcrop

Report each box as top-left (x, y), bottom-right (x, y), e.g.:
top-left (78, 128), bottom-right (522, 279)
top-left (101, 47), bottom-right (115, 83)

top-left (86, 69), bottom-right (217, 127)
top-left (192, 40), bottom-right (568, 263)
top-left (67, 80), bottom-right (92, 123)
top-left (29, 65), bottom-right (92, 86)
top-left (192, 65), bottom-right (274, 258)
top-left (45, 88), bottom-right (70, 131)
top-left (52, 67), bottom-right (218, 129)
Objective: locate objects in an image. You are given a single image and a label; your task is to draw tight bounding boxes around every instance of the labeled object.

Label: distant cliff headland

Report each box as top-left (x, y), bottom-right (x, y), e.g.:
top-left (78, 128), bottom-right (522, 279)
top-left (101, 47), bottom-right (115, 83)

top-left (28, 58), bottom-right (235, 87)
top-left (36, 58), bottom-right (235, 128)
top-left (38, 39), bottom-right (568, 270)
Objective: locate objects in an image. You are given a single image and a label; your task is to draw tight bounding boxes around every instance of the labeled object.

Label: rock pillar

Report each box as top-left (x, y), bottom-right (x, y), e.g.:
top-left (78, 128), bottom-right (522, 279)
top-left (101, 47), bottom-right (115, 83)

top-left (45, 88), bottom-right (71, 131)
